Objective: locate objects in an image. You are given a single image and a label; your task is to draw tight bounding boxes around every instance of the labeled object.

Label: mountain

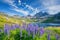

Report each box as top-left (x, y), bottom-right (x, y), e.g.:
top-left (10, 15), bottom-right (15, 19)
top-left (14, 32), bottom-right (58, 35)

top-left (0, 12), bottom-right (36, 27)
top-left (0, 12), bottom-right (8, 16)
top-left (43, 12), bottom-right (60, 23)
top-left (0, 12), bottom-right (24, 27)
top-left (34, 11), bottom-right (49, 19)
top-left (54, 12), bottom-right (60, 19)
top-left (12, 15), bottom-right (21, 18)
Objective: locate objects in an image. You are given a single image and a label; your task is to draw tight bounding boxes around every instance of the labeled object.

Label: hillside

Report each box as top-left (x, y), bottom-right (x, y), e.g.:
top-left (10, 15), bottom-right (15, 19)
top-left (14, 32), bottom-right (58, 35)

top-left (0, 12), bottom-right (24, 28)
top-left (43, 12), bottom-right (60, 23)
top-left (0, 12), bottom-right (38, 28)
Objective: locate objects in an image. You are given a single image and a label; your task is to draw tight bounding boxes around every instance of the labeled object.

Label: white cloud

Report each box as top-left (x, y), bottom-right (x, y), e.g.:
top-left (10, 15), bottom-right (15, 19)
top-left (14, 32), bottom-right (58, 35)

top-left (47, 5), bottom-right (60, 15)
top-left (4, 0), bottom-right (14, 4)
top-left (30, 8), bottom-right (40, 16)
top-left (12, 8), bottom-right (29, 16)
top-left (3, 0), bottom-right (40, 16)
top-left (42, 0), bottom-right (60, 15)
top-left (18, 0), bottom-right (21, 5)
top-left (42, 0), bottom-right (57, 7)
top-left (18, 0), bottom-right (21, 3)
top-left (3, 0), bottom-right (29, 15)
top-left (4, 0), bottom-right (18, 8)
top-left (4, 0), bottom-right (30, 16)
top-left (26, 5), bottom-right (34, 11)
top-left (25, 5), bottom-right (40, 16)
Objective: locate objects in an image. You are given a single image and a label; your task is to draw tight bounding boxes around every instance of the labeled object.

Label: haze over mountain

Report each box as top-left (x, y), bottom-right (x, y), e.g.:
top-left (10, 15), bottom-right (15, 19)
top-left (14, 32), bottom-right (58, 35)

top-left (34, 11), bottom-right (49, 18)
top-left (43, 12), bottom-right (60, 23)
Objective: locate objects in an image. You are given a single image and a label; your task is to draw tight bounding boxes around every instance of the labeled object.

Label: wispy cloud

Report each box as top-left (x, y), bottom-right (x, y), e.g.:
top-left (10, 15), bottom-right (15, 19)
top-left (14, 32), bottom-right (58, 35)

top-left (5, 0), bottom-right (13, 3)
top-left (42, 0), bottom-right (60, 14)
top-left (30, 8), bottom-right (40, 16)
top-left (3, 0), bottom-right (29, 15)
top-left (42, 0), bottom-right (57, 7)
top-left (4, 0), bottom-right (14, 5)
top-left (4, 0), bottom-right (18, 8)
top-left (47, 5), bottom-right (60, 15)
top-left (3, 0), bottom-right (40, 16)
top-left (25, 4), bottom-right (40, 16)
top-left (26, 5), bottom-right (34, 11)
top-left (12, 8), bottom-right (29, 16)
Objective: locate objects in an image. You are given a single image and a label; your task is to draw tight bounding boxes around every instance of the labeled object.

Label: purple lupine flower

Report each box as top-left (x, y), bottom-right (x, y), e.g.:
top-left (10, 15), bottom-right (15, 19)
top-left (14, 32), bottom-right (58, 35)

top-left (40, 28), bottom-right (44, 36)
top-left (56, 34), bottom-right (59, 40)
top-left (4, 24), bottom-right (10, 36)
top-left (27, 23), bottom-right (35, 32)
top-left (26, 23), bottom-right (33, 36)
top-left (26, 26), bottom-right (30, 36)
top-left (34, 24), bottom-right (39, 34)
top-left (22, 23), bottom-right (27, 38)
top-left (47, 34), bottom-right (50, 40)
top-left (15, 24), bottom-right (20, 28)
top-left (27, 23), bottom-right (32, 32)
top-left (27, 23), bottom-right (36, 39)
top-left (22, 23), bottom-right (27, 30)
top-left (10, 24), bottom-right (16, 30)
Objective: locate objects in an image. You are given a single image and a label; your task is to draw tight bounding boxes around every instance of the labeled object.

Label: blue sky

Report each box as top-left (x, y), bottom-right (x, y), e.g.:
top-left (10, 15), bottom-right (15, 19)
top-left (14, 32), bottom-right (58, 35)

top-left (0, 0), bottom-right (60, 16)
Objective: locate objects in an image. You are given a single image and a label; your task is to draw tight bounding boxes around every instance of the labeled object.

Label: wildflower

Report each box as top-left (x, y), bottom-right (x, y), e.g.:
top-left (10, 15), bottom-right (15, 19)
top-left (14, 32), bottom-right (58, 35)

top-left (47, 34), bottom-right (50, 40)
top-left (4, 24), bottom-right (10, 36)
top-left (40, 28), bottom-right (44, 36)
top-left (56, 34), bottom-right (59, 40)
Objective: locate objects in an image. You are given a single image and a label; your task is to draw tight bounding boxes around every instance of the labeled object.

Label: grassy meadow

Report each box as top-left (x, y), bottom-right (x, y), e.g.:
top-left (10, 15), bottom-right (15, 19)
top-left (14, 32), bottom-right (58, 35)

top-left (0, 13), bottom-right (60, 40)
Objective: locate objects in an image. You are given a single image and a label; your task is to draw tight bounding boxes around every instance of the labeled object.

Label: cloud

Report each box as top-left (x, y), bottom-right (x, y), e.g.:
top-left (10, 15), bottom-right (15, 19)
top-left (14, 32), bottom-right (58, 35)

top-left (25, 4), bottom-right (40, 16)
top-left (30, 8), bottom-right (40, 16)
top-left (3, 0), bottom-right (40, 16)
top-left (12, 8), bottom-right (29, 16)
top-left (41, 0), bottom-right (60, 15)
top-left (18, 0), bottom-right (21, 5)
top-left (26, 5), bottom-right (34, 11)
top-left (3, 0), bottom-right (29, 16)
top-left (4, 0), bottom-right (18, 8)
top-left (4, 0), bottom-right (14, 4)
top-left (18, 0), bottom-right (21, 3)
top-left (47, 5), bottom-right (60, 15)
top-left (42, 0), bottom-right (58, 7)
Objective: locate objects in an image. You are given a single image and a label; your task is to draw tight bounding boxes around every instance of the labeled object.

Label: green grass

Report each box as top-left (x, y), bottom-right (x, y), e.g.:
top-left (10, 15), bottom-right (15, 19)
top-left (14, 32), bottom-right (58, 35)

top-left (0, 13), bottom-right (60, 40)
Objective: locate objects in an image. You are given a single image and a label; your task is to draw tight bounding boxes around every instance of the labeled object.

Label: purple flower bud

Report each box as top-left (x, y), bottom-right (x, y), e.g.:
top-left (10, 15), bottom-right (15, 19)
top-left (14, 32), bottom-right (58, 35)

top-left (56, 34), bottom-right (59, 40)
top-left (40, 28), bottom-right (44, 36)
top-left (27, 23), bottom-right (35, 32)
top-left (22, 23), bottom-right (27, 30)
top-left (34, 25), bottom-right (39, 34)
top-left (47, 34), bottom-right (50, 40)
top-left (15, 24), bottom-right (20, 28)
top-left (10, 24), bottom-right (16, 30)
top-left (4, 24), bottom-right (10, 36)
